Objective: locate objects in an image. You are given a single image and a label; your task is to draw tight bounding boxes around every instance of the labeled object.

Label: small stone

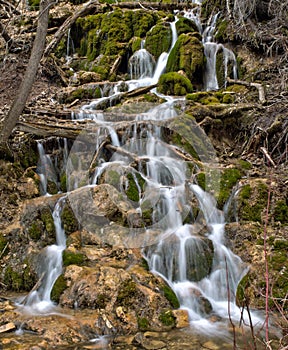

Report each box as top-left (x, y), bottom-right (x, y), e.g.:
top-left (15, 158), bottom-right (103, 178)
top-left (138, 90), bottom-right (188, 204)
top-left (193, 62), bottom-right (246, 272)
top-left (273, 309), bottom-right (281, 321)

top-left (142, 339), bottom-right (166, 350)
top-left (202, 341), bottom-right (219, 350)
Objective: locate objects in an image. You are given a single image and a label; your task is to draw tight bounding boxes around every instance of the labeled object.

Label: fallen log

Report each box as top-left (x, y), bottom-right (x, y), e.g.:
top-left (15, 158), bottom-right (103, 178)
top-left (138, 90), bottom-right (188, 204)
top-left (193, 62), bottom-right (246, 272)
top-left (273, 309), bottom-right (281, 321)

top-left (227, 78), bottom-right (266, 104)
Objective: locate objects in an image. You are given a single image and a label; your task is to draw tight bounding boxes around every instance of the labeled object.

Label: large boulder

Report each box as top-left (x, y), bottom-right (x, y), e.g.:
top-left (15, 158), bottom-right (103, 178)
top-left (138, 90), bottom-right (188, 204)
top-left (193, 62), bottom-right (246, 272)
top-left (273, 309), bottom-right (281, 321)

top-left (145, 22), bottom-right (172, 60)
top-left (166, 33), bottom-right (204, 88)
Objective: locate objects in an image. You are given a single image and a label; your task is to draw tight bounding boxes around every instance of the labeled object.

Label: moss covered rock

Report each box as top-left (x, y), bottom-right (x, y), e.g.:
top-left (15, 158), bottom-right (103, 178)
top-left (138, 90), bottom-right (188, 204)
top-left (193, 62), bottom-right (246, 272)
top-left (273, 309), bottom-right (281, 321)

top-left (166, 33), bottom-right (204, 88)
top-left (176, 16), bottom-right (199, 36)
top-left (157, 72), bottom-right (193, 96)
top-left (145, 22), bottom-right (172, 60)
top-left (51, 274), bottom-right (68, 303)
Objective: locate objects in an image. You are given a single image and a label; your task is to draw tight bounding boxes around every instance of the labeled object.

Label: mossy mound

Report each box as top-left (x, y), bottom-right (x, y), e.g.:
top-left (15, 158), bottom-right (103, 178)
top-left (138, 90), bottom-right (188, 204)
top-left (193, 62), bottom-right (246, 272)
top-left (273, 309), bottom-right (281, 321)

top-left (186, 91), bottom-right (220, 104)
top-left (166, 33), bottom-right (204, 88)
top-left (62, 249), bottom-right (86, 266)
top-left (67, 9), bottom-right (159, 79)
top-left (157, 72), bottom-right (193, 96)
top-left (145, 22), bottom-right (172, 60)
top-left (25, 206), bottom-right (56, 242)
top-left (3, 259), bottom-right (37, 292)
top-left (176, 16), bottom-right (199, 36)
top-left (61, 203), bottom-right (78, 235)
top-left (51, 274), bottom-right (68, 303)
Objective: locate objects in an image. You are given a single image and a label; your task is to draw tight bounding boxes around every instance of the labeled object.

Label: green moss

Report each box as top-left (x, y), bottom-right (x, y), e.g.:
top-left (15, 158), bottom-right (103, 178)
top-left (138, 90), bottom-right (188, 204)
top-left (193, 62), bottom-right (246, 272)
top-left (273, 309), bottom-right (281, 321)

top-left (166, 33), bottom-right (204, 87)
top-left (239, 182), bottom-right (268, 222)
top-left (157, 72), bottom-right (193, 96)
top-left (176, 17), bottom-right (199, 36)
top-left (145, 22), bottom-right (172, 60)
top-left (126, 173), bottom-right (140, 202)
top-left (237, 159), bottom-right (252, 170)
top-left (4, 267), bottom-right (23, 291)
top-left (28, 0), bottom-right (40, 10)
top-left (216, 49), bottom-right (225, 89)
top-left (143, 93), bottom-right (159, 103)
top-left (131, 11), bottom-right (158, 38)
top-left (28, 220), bottom-right (43, 240)
top-left (196, 173), bottom-right (205, 190)
top-left (273, 200), bottom-right (288, 224)
top-left (159, 309), bottom-right (176, 327)
top-left (217, 168), bottom-right (242, 208)
top-left (47, 180), bottom-right (58, 195)
top-left (51, 274), bottom-right (68, 303)
top-left (138, 317), bottom-right (149, 331)
top-left (40, 208), bottom-right (56, 236)
top-left (236, 274), bottom-right (250, 306)
top-left (61, 205), bottom-right (78, 235)
top-left (140, 258), bottom-right (149, 271)
top-left (161, 284), bottom-right (180, 309)
top-left (186, 91), bottom-right (221, 104)
top-left (60, 173), bottom-right (67, 193)
top-left (186, 91), bottom-right (210, 102)
top-left (62, 250), bottom-right (86, 266)
top-left (116, 279), bottom-right (137, 306)
top-left (201, 96), bottom-right (220, 105)
top-left (222, 93), bottom-right (235, 104)
top-left (4, 260), bottom-right (36, 292)
top-left (273, 239), bottom-right (288, 251)
top-left (214, 19), bottom-right (229, 42)
top-left (131, 37), bottom-right (142, 53)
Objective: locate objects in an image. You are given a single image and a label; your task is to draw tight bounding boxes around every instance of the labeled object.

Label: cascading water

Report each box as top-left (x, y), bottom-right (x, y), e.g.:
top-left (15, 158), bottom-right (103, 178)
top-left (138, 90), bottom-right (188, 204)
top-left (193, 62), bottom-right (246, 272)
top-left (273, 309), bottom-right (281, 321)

top-left (184, 7), bottom-right (238, 90)
top-left (144, 182), bottom-right (254, 330)
top-left (20, 197), bottom-right (66, 313)
top-left (37, 142), bottom-right (57, 196)
top-left (24, 0), bottom-right (259, 336)
top-left (129, 48), bottom-right (155, 80)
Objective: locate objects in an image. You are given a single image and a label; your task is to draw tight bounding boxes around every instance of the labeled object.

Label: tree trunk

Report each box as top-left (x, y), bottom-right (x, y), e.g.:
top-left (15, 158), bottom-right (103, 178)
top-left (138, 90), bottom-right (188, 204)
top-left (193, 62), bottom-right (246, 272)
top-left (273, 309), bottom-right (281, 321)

top-left (0, 0), bottom-right (54, 151)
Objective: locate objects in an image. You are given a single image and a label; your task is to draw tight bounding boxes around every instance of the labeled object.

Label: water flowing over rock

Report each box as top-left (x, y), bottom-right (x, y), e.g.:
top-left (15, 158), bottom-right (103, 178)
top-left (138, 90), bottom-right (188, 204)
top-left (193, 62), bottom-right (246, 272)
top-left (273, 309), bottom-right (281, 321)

top-left (1, 0), bottom-right (287, 348)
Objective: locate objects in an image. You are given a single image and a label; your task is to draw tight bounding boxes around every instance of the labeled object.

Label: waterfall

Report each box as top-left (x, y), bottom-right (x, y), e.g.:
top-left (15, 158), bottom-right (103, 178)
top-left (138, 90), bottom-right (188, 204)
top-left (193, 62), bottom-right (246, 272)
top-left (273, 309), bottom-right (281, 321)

top-left (129, 49), bottom-right (155, 80)
top-left (73, 17), bottom-right (179, 115)
top-left (37, 142), bottom-right (57, 196)
top-left (20, 197), bottom-right (66, 314)
top-left (184, 8), bottom-right (238, 90)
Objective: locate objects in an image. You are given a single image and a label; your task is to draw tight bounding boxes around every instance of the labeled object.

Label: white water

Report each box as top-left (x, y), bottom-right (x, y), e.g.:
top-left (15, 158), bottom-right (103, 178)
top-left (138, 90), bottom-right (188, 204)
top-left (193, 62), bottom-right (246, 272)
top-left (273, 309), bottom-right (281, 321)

top-left (37, 142), bottom-right (57, 196)
top-left (20, 197), bottom-right (66, 314)
top-left (184, 8), bottom-right (238, 90)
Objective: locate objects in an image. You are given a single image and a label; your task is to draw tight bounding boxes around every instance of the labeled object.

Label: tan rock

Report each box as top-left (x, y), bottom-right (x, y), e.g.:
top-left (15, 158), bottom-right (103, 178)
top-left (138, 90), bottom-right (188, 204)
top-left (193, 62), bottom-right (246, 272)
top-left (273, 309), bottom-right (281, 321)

top-left (172, 309), bottom-right (190, 328)
top-left (0, 322), bottom-right (16, 333)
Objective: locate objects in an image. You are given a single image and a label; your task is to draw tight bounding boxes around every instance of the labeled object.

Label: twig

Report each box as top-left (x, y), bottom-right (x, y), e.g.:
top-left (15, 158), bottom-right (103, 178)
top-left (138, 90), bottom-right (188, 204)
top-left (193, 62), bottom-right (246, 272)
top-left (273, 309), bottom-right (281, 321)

top-left (0, 242), bottom-right (9, 259)
top-left (225, 257), bottom-right (237, 349)
top-left (263, 173), bottom-right (272, 344)
top-left (260, 147), bottom-right (276, 168)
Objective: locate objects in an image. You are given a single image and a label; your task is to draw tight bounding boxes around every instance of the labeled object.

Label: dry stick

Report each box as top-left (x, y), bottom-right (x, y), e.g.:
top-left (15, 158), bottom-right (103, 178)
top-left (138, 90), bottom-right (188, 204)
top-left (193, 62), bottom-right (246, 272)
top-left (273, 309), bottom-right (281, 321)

top-left (263, 171), bottom-right (272, 346)
top-left (260, 147), bottom-right (276, 168)
top-left (227, 78), bottom-right (266, 104)
top-left (225, 257), bottom-right (237, 350)
top-left (21, 272), bottom-right (45, 305)
top-left (245, 300), bottom-right (257, 350)
top-left (0, 242), bottom-right (9, 259)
